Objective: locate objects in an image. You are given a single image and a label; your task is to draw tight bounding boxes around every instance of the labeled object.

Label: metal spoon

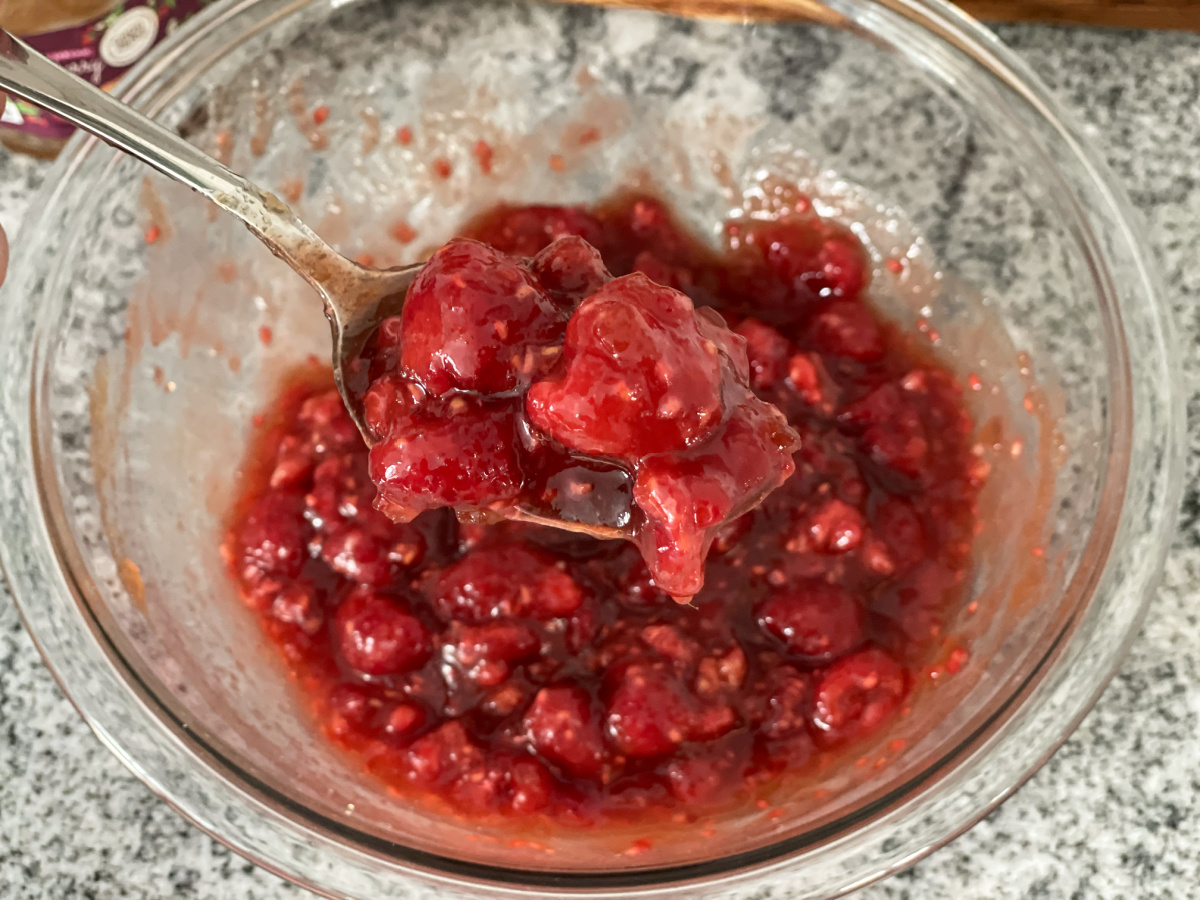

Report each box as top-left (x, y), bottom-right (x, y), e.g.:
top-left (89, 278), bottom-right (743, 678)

top-left (0, 30), bottom-right (623, 539)
top-left (0, 29), bottom-right (417, 437)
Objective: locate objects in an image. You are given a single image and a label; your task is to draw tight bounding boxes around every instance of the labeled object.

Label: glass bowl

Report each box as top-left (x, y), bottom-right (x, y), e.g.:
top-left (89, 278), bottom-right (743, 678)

top-left (0, 0), bottom-right (1183, 897)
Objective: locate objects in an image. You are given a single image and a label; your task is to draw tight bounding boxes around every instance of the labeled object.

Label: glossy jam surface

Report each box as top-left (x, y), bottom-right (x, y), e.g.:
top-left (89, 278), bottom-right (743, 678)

top-left (225, 195), bottom-right (982, 826)
top-left (356, 234), bottom-right (799, 597)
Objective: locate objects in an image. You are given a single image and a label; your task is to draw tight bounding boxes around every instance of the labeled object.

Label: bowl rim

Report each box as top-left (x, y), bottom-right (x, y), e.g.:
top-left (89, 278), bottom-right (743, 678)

top-left (0, 0), bottom-right (1185, 896)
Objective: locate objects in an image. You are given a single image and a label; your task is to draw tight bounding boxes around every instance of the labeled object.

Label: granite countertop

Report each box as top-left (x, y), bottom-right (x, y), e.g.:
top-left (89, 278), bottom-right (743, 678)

top-left (2, 21), bottom-right (1199, 900)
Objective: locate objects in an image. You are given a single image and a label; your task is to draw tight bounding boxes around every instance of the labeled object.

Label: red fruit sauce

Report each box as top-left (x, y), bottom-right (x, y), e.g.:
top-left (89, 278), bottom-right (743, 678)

top-left (355, 232), bottom-right (799, 598)
top-left (224, 193), bottom-right (982, 826)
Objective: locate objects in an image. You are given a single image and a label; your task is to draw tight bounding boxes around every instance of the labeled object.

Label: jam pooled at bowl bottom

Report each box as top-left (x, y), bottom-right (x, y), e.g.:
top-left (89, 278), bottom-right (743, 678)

top-left (224, 193), bottom-right (983, 827)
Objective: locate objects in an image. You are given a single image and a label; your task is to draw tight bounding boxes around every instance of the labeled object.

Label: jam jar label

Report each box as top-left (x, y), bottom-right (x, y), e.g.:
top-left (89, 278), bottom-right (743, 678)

top-left (0, 0), bottom-right (215, 141)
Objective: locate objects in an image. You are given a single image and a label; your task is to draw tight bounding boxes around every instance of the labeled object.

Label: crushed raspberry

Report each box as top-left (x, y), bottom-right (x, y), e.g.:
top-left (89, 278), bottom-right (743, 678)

top-left (786, 351), bottom-right (835, 410)
top-left (806, 498), bottom-right (866, 554)
top-left (225, 191), bottom-right (980, 826)
top-left (632, 395), bottom-right (799, 596)
top-left (525, 274), bottom-right (728, 458)
top-left (392, 238), bottom-right (567, 395)
top-left (872, 497), bottom-right (926, 571)
top-left (384, 703), bottom-right (426, 741)
top-left (604, 662), bottom-right (696, 758)
top-left (408, 723), bottom-right (554, 816)
top-left (839, 382), bottom-right (929, 479)
top-left (230, 491), bottom-right (308, 604)
top-left (640, 623), bottom-right (701, 668)
top-left (730, 218), bottom-right (869, 311)
top-left (334, 589), bottom-right (431, 676)
top-left (816, 231), bottom-right (869, 298)
top-left (368, 396), bottom-right (523, 521)
top-left (736, 318), bottom-right (792, 390)
top-left (756, 581), bottom-right (866, 663)
top-left (325, 683), bottom-right (373, 738)
top-left (808, 301), bottom-right (885, 362)
top-left (451, 621), bottom-right (540, 685)
top-left (271, 582), bottom-right (323, 634)
top-left (463, 204), bottom-right (605, 257)
top-left (318, 517), bottom-right (425, 586)
top-left (304, 455), bottom-right (372, 528)
top-left (524, 686), bottom-right (606, 778)
top-left (431, 543), bottom-right (583, 622)
top-left (764, 220), bottom-right (867, 300)
top-left (407, 721), bottom-right (484, 787)
top-left (750, 666), bottom-right (813, 740)
top-left (298, 390), bottom-right (363, 451)
top-left (530, 235), bottom-right (612, 304)
top-left (810, 647), bottom-right (908, 748)
top-left (360, 372), bottom-right (422, 440)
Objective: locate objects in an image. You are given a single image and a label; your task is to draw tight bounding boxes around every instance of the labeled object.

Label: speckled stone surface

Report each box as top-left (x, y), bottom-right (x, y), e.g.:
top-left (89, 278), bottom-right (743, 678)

top-left (1, 20), bottom-right (1199, 900)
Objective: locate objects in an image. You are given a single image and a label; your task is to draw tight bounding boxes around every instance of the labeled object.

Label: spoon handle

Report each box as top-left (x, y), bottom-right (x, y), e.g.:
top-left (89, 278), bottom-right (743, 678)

top-left (0, 30), bottom-right (355, 294)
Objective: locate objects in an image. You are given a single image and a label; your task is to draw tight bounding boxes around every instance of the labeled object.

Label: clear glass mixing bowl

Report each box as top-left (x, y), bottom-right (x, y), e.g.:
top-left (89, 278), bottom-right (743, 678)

top-left (0, 0), bottom-right (1183, 897)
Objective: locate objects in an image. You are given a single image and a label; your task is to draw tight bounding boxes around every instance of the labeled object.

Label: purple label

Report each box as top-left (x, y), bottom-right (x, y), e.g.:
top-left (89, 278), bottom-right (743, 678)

top-left (1, 0), bottom-right (214, 140)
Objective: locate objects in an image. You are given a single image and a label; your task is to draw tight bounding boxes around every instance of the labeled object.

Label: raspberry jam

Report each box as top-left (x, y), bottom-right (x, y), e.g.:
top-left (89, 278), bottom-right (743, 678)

top-left (225, 194), bottom-right (982, 827)
top-left (354, 235), bottom-right (799, 598)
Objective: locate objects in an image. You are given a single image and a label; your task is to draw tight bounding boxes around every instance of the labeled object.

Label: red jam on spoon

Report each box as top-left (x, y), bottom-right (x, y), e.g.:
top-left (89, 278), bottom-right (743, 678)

top-left (356, 232), bottom-right (800, 598)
